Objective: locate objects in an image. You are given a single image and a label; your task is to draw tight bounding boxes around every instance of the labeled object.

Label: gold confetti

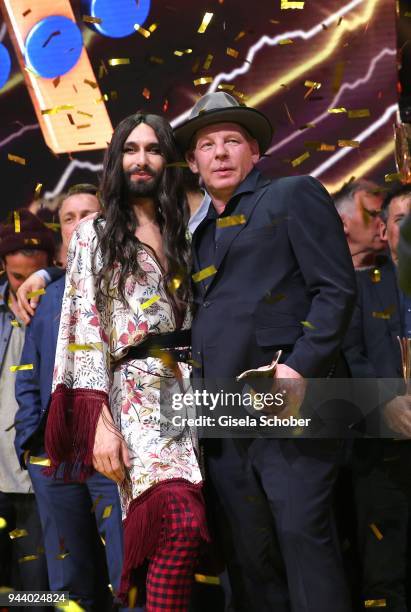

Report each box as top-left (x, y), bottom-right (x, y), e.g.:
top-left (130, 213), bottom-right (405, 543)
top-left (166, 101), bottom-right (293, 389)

top-left (198, 12), bottom-right (213, 34)
top-left (11, 320), bottom-right (21, 327)
top-left (364, 600), bottom-right (387, 608)
top-left (142, 88), bottom-right (151, 99)
top-left (370, 268), bottom-right (381, 283)
top-left (299, 123), bottom-right (316, 130)
top-left (235, 31), bottom-right (246, 41)
top-left (194, 77), bottom-right (214, 86)
top-left (14, 211), bottom-right (21, 232)
top-left (84, 78), bottom-right (98, 89)
top-left (192, 265), bottom-right (217, 283)
top-left (82, 15), bottom-right (102, 24)
top-left (338, 140), bottom-right (360, 148)
top-left (77, 110), bottom-right (93, 118)
top-left (332, 61), bottom-right (345, 93)
top-left (168, 276), bottom-right (183, 292)
top-left (203, 54), bottom-right (214, 70)
top-left (372, 305), bottom-right (395, 320)
top-left (279, 39), bottom-right (294, 45)
top-left (77, 124), bottom-right (91, 129)
top-left (148, 23), bottom-right (158, 33)
top-left (91, 495), bottom-right (102, 514)
top-left (174, 48), bottom-right (192, 56)
top-left (78, 142), bottom-right (97, 145)
top-left (56, 552), bottom-right (69, 560)
top-left (19, 555), bottom-right (39, 563)
top-left (34, 182), bottom-right (43, 198)
top-left (217, 214), bottom-right (246, 228)
top-left (8, 154), bottom-right (26, 165)
top-left (291, 151), bottom-right (310, 167)
top-left (264, 292), bottom-right (286, 304)
top-left (384, 173), bottom-right (401, 182)
top-left (304, 80), bottom-right (321, 89)
top-left (195, 574), bottom-right (221, 585)
top-left (41, 105), bottom-right (74, 114)
top-left (56, 600), bottom-right (85, 612)
top-left (348, 109), bottom-right (370, 119)
top-left (128, 586), bottom-right (138, 609)
top-left (281, 0), bottom-right (305, 8)
top-left (328, 107), bottom-right (347, 114)
top-left (29, 456), bottom-right (51, 466)
top-left (134, 24), bottom-right (151, 38)
top-left (67, 343), bottom-right (103, 352)
top-left (10, 364), bottom-right (34, 372)
top-left (150, 56), bottom-right (164, 64)
top-left (9, 529), bottom-right (28, 539)
top-left (44, 222), bottom-right (61, 231)
top-left (319, 143), bottom-right (336, 151)
top-left (369, 523), bottom-right (383, 540)
top-left (218, 83), bottom-right (236, 91)
top-left (141, 295), bottom-right (161, 310)
top-left (108, 58), bottom-right (130, 66)
top-left (98, 60), bottom-right (108, 78)
top-left (227, 48), bottom-right (239, 58)
top-left (300, 320), bottom-right (316, 330)
top-left (27, 288), bottom-right (46, 299)
top-left (0, 517), bottom-right (7, 529)
top-left (102, 505), bottom-right (112, 519)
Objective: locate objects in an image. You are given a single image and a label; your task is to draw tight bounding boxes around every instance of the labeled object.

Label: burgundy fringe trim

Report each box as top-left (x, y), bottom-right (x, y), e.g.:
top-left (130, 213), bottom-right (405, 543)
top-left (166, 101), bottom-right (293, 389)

top-left (44, 384), bottom-right (108, 481)
top-left (118, 478), bottom-right (210, 602)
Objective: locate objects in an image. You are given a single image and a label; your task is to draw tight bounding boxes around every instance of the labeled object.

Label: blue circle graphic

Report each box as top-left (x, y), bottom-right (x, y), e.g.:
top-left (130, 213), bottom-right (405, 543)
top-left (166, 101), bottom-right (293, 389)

top-left (0, 43), bottom-right (11, 89)
top-left (81, 0), bottom-right (151, 38)
top-left (24, 16), bottom-right (83, 79)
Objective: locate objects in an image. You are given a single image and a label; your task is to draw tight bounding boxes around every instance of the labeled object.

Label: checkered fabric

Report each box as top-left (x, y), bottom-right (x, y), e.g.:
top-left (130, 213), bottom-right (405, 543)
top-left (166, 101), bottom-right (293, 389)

top-left (145, 494), bottom-right (202, 611)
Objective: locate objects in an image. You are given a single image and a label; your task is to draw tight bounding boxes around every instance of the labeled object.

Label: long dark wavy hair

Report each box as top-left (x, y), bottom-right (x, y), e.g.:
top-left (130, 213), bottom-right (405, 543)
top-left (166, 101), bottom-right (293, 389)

top-left (93, 112), bottom-right (191, 312)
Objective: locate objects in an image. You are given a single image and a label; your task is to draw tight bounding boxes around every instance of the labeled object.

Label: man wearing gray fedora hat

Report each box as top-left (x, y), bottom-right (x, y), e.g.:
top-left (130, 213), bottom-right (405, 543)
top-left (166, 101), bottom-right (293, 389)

top-left (175, 92), bottom-right (356, 611)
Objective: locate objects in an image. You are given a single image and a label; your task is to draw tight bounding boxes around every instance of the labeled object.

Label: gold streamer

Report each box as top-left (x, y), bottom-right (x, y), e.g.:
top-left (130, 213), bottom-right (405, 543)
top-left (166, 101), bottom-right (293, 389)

top-left (216, 214), bottom-right (246, 228)
top-left (141, 295), bottom-right (161, 310)
top-left (192, 266), bottom-right (217, 283)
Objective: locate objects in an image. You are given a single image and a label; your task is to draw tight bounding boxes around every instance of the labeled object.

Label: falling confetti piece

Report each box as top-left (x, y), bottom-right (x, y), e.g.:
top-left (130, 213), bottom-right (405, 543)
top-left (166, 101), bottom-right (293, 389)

top-left (203, 54), bottom-right (214, 70)
top-left (14, 211), bottom-right (21, 232)
top-left (150, 56), bottom-right (164, 64)
top-left (300, 320), bottom-right (316, 330)
top-left (192, 266), bottom-right (217, 283)
top-left (328, 107), bottom-right (347, 114)
top-left (34, 182), bottom-right (43, 198)
top-left (264, 292), bottom-right (286, 304)
top-left (217, 214), bottom-right (246, 228)
top-left (304, 80), bottom-right (321, 89)
top-left (29, 456), bottom-right (51, 466)
top-left (42, 105), bottom-right (75, 115)
top-left (369, 523), bottom-right (383, 540)
top-left (370, 268), bottom-right (381, 283)
top-left (332, 61), bottom-right (345, 93)
top-left (77, 110), bottom-right (93, 118)
top-left (84, 78), bottom-right (98, 89)
top-left (195, 574), bottom-right (221, 585)
top-left (19, 555), bottom-right (39, 563)
top-left (281, 0), bottom-right (305, 8)
top-left (338, 140), bottom-right (360, 148)
top-left (299, 123), bottom-right (316, 130)
top-left (78, 142), bottom-right (97, 145)
top-left (22, 9), bottom-right (31, 16)
top-left (319, 143), bottom-right (336, 151)
top-left (11, 320), bottom-right (21, 327)
top-left (9, 529), bottom-right (28, 539)
top-left (108, 58), bottom-right (130, 66)
top-left (77, 124), bottom-right (91, 129)
top-left (168, 276), bottom-right (183, 292)
top-left (44, 222), bottom-right (61, 231)
top-left (364, 599), bottom-right (387, 608)
top-left (56, 552), bottom-right (70, 560)
top-left (8, 154), bottom-right (26, 165)
top-left (128, 586), bottom-right (138, 609)
top-left (194, 77), bottom-right (214, 86)
top-left (0, 517), bottom-right (7, 529)
top-left (348, 109), bottom-right (370, 119)
top-left (291, 152), bottom-right (310, 167)
top-left (141, 295), bottom-right (161, 310)
top-left (227, 47), bottom-right (239, 58)
top-left (284, 102), bottom-right (295, 125)
top-left (235, 31), bottom-right (246, 41)
top-left (218, 83), bottom-right (236, 91)
top-left (10, 364), bottom-right (34, 372)
top-left (67, 343), bottom-right (103, 352)
top-left (102, 505), bottom-right (112, 519)
top-left (148, 23), bottom-right (158, 33)
top-left (279, 38), bottom-right (294, 45)
top-left (385, 173), bottom-right (401, 182)
top-left (56, 600), bottom-right (85, 612)
top-left (98, 60), bottom-right (108, 78)
top-left (82, 15), bottom-right (102, 24)
top-left (27, 288), bottom-right (46, 299)
top-left (67, 114), bottom-right (75, 125)
top-left (372, 305), bottom-right (395, 320)
top-left (134, 24), bottom-right (151, 38)
top-left (198, 12), bottom-right (213, 34)
top-left (142, 88), bottom-right (151, 99)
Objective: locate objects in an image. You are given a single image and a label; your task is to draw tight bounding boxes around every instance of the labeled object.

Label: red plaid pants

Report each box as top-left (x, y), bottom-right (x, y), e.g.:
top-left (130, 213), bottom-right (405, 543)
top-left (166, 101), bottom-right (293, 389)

top-left (145, 494), bottom-right (202, 611)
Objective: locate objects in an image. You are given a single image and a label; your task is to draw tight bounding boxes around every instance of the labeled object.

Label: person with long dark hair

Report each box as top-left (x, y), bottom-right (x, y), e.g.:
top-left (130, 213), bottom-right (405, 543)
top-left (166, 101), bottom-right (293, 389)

top-left (44, 113), bottom-right (208, 610)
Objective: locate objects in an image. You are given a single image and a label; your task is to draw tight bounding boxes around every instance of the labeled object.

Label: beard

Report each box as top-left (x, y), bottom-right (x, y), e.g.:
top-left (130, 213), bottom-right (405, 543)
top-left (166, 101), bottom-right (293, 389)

top-left (124, 167), bottom-right (162, 198)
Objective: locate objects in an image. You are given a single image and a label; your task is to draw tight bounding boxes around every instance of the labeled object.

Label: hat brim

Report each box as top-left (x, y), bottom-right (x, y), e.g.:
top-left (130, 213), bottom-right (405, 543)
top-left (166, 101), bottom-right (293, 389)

top-left (174, 107), bottom-right (273, 155)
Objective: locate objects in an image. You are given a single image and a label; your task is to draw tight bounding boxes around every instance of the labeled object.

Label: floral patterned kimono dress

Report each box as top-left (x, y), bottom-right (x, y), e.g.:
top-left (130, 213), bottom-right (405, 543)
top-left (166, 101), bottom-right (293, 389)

top-left (45, 217), bottom-right (208, 599)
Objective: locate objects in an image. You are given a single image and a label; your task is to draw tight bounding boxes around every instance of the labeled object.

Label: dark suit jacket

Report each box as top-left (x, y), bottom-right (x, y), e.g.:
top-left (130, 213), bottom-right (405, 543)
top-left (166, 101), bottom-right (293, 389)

top-left (14, 276), bottom-right (65, 466)
top-left (398, 213), bottom-right (411, 296)
top-left (191, 169), bottom-right (356, 379)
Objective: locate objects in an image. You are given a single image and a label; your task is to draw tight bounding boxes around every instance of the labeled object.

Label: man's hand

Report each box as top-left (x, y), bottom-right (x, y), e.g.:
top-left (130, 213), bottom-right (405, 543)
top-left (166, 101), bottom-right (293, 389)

top-left (267, 363), bottom-right (307, 418)
top-left (93, 404), bottom-right (131, 483)
top-left (383, 395), bottom-right (411, 438)
top-left (16, 273), bottom-right (46, 325)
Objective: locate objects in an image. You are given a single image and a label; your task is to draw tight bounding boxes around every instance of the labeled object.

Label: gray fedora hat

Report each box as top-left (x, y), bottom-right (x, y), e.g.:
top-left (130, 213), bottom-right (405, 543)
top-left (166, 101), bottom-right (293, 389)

top-left (174, 92), bottom-right (273, 154)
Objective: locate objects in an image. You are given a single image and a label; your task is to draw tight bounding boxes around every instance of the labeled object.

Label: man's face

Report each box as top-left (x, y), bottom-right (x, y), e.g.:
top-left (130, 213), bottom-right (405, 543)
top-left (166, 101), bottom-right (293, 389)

top-left (122, 122), bottom-right (165, 197)
top-left (186, 122), bottom-right (260, 202)
top-left (343, 190), bottom-right (386, 253)
top-left (382, 195), bottom-right (411, 264)
top-left (4, 251), bottom-right (49, 296)
top-left (59, 193), bottom-right (101, 252)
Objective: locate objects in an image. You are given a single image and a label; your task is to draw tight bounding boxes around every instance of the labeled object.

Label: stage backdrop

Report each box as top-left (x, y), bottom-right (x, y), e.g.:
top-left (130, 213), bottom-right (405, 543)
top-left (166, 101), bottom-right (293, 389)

top-left (0, 0), bottom-right (399, 220)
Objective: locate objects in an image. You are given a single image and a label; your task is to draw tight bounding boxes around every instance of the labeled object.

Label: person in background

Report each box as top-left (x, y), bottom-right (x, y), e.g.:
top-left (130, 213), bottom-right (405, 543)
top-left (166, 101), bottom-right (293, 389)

top-left (333, 179), bottom-right (387, 269)
top-left (14, 185), bottom-right (127, 611)
top-left (343, 183), bottom-right (411, 611)
top-left (0, 209), bottom-right (54, 602)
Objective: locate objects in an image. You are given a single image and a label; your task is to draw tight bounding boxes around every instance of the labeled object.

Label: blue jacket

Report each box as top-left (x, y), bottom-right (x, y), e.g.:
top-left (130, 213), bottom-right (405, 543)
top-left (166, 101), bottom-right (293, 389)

top-left (14, 275), bottom-right (65, 467)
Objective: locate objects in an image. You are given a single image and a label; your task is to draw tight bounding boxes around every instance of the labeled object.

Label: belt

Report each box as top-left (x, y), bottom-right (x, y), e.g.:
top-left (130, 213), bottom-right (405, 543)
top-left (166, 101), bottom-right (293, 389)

top-left (120, 329), bottom-right (192, 364)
